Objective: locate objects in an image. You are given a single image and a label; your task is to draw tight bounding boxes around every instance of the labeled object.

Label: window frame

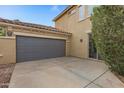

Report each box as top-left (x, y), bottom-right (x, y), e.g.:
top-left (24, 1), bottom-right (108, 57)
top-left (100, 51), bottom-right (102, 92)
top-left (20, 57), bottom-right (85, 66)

top-left (78, 5), bottom-right (85, 21)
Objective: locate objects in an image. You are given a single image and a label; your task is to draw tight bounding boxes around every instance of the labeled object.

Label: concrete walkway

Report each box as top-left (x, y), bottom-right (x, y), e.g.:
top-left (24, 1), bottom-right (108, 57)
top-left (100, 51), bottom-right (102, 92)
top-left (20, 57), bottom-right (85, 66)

top-left (9, 57), bottom-right (124, 88)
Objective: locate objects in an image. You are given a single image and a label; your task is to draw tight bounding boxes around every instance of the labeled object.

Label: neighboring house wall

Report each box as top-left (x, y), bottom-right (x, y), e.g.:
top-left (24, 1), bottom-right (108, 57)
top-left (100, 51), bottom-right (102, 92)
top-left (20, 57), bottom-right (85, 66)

top-left (0, 22), bottom-right (71, 64)
top-left (54, 5), bottom-right (93, 58)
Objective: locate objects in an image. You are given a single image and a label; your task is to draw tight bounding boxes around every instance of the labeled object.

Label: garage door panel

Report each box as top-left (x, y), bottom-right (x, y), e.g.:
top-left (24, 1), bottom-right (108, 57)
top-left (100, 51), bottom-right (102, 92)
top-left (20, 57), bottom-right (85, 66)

top-left (16, 36), bottom-right (65, 62)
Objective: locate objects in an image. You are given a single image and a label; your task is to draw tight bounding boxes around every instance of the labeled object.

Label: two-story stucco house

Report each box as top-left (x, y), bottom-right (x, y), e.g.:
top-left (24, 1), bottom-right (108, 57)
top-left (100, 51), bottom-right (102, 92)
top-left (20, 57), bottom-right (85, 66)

top-left (53, 5), bottom-right (100, 60)
top-left (0, 5), bottom-right (100, 64)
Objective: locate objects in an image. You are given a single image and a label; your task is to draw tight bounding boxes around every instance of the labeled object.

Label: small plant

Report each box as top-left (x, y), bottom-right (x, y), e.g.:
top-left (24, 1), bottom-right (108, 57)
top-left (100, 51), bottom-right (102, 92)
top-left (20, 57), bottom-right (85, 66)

top-left (0, 27), bottom-right (5, 36)
top-left (91, 5), bottom-right (124, 75)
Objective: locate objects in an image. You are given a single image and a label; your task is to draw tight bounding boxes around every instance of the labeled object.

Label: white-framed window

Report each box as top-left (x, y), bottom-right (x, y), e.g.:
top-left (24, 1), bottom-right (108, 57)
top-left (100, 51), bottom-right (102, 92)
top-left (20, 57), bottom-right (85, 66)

top-left (79, 5), bottom-right (85, 21)
top-left (87, 5), bottom-right (94, 16)
top-left (0, 26), bottom-right (6, 36)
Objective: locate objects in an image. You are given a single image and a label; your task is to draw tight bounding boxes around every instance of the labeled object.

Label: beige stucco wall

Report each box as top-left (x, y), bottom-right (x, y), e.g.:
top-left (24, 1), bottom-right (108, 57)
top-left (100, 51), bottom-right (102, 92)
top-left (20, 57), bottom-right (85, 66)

top-left (0, 24), bottom-right (71, 64)
top-left (55, 14), bottom-right (68, 31)
top-left (0, 37), bottom-right (16, 64)
top-left (55, 5), bottom-right (92, 58)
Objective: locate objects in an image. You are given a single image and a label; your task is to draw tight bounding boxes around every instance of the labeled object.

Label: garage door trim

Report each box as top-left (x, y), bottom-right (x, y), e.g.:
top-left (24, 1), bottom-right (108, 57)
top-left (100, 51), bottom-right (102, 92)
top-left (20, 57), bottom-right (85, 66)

top-left (14, 32), bottom-right (67, 40)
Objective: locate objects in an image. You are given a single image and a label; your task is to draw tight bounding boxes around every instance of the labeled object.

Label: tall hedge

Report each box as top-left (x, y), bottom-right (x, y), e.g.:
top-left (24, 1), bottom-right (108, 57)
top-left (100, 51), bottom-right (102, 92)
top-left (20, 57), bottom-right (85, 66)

top-left (91, 5), bottom-right (124, 75)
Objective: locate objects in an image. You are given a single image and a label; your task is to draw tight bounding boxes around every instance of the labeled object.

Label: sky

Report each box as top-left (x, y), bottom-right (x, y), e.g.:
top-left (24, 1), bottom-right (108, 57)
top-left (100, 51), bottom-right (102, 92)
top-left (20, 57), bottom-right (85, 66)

top-left (0, 5), bottom-right (67, 26)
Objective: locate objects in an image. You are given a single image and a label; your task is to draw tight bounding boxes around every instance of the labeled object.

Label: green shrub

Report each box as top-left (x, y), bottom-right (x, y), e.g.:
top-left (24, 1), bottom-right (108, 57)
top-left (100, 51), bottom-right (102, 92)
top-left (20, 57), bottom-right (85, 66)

top-left (0, 27), bottom-right (5, 36)
top-left (91, 5), bottom-right (124, 75)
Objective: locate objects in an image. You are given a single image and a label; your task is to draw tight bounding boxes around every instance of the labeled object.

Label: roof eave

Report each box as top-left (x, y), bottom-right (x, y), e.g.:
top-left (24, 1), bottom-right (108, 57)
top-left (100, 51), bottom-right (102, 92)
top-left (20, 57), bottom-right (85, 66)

top-left (53, 5), bottom-right (74, 22)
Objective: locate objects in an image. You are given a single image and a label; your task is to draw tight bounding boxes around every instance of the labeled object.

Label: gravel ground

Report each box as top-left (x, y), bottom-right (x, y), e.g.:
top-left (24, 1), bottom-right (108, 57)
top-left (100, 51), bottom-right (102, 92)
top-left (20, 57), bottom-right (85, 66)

top-left (0, 64), bottom-right (15, 88)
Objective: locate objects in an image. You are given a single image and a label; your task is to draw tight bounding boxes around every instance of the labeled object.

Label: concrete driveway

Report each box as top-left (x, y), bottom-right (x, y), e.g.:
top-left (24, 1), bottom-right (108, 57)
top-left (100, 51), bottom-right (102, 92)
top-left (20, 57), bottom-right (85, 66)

top-left (9, 57), bottom-right (124, 88)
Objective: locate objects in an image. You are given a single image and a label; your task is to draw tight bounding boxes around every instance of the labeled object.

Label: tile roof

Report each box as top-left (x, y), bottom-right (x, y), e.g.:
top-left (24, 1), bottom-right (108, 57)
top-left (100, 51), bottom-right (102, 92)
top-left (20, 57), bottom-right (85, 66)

top-left (0, 18), bottom-right (71, 35)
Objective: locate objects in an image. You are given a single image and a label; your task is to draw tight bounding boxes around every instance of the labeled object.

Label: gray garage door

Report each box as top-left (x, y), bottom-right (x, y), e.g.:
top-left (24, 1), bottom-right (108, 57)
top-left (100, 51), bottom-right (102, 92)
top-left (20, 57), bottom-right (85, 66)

top-left (16, 36), bottom-right (66, 62)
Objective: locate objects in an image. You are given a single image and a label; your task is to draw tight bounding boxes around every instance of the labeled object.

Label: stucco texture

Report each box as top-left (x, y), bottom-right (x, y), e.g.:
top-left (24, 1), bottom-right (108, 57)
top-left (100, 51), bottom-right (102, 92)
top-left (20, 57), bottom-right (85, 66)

top-left (55, 6), bottom-right (92, 58)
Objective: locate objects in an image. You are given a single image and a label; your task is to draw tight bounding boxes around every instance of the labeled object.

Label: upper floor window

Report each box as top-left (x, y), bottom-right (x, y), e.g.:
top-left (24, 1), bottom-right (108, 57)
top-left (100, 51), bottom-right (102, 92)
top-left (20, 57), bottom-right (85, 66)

top-left (79, 5), bottom-right (85, 21)
top-left (0, 27), bottom-right (6, 36)
top-left (87, 5), bottom-right (94, 16)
